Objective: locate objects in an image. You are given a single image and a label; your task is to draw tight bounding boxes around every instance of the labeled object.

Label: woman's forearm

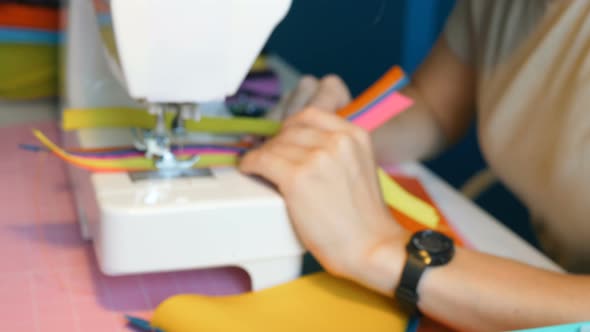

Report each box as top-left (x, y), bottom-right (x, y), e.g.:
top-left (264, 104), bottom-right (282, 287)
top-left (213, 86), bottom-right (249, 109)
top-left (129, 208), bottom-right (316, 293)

top-left (419, 248), bottom-right (590, 331)
top-left (360, 237), bottom-right (590, 331)
top-left (371, 84), bottom-right (448, 165)
top-left (371, 37), bottom-right (477, 165)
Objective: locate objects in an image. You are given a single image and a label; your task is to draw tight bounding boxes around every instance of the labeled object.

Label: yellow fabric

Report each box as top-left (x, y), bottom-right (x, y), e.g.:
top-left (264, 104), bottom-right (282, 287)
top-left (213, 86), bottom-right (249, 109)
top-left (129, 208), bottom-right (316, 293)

top-left (0, 44), bottom-right (57, 99)
top-left (32, 129), bottom-right (237, 171)
top-left (62, 108), bottom-right (281, 136)
top-left (378, 168), bottom-right (439, 228)
top-left (151, 272), bottom-right (408, 332)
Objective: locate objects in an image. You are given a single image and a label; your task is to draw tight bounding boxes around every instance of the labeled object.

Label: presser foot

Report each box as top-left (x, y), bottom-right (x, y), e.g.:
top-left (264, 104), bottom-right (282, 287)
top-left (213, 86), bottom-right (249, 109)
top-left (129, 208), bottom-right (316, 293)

top-left (132, 103), bottom-right (202, 172)
top-left (133, 129), bottom-right (200, 171)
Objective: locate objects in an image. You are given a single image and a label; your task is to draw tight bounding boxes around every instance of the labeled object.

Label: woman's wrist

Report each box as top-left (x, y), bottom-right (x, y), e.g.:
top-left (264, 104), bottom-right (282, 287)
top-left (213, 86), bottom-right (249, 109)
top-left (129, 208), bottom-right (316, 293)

top-left (351, 226), bottom-right (411, 297)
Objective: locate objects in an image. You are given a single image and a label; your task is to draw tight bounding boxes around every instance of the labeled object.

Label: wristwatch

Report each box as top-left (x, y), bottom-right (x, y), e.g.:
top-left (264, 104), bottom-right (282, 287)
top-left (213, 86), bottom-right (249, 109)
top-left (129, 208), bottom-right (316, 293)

top-left (395, 229), bottom-right (455, 313)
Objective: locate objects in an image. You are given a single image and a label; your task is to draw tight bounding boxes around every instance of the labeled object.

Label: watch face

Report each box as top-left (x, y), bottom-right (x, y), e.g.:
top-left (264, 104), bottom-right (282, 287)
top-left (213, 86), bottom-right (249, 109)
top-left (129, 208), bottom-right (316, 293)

top-left (413, 231), bottom-right (451, 253)
top-left (410, 230), bottom-right (454, 266)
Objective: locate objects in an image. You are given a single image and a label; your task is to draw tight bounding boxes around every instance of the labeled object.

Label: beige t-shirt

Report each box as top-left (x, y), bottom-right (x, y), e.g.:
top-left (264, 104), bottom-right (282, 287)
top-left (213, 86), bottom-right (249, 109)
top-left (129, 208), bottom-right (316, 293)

top-left (444, 0), bottom-right (590, 272)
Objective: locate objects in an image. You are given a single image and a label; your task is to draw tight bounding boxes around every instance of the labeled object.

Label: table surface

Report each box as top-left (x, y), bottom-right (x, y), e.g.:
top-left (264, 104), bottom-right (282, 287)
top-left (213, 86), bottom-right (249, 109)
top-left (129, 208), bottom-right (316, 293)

top-left (0, 112), bottom-right (561, 332)
top-left (0, 99), bottom-right (58, 127)
top-left (398, 163), bottom-right (561, 272)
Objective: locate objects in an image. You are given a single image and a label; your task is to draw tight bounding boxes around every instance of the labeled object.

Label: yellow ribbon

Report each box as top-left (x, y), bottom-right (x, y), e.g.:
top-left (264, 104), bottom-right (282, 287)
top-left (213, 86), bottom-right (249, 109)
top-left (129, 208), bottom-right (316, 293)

top-left (62, 108), bottom-right (281, 136)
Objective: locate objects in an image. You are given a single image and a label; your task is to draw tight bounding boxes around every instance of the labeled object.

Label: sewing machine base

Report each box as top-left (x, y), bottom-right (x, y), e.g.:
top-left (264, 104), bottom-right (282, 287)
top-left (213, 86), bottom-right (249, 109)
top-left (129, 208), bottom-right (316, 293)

top-left (69, 159), bottom-right (305, 291)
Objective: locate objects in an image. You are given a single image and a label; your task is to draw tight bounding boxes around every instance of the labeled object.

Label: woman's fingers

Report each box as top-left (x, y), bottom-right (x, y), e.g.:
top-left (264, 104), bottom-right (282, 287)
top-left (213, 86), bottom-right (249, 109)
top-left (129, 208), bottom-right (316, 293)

top-left (267, 75), bottom-right (319, 121)
top-left (307, 74), bottom-right (352, 111)
top-left (273, 125), bottom-right (331, 148)
top-left (267, 74), bottom-right (351, 121)
top-left (284, 108), bottom-right (372, 150)
top-left (239, 147), bottom-right (296, 193)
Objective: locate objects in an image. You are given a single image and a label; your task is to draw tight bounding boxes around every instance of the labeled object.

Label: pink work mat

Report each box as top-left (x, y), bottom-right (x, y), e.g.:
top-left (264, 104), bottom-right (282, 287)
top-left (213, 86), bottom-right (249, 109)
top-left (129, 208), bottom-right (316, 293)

top-left (0, 121), bottom-right (251, 332)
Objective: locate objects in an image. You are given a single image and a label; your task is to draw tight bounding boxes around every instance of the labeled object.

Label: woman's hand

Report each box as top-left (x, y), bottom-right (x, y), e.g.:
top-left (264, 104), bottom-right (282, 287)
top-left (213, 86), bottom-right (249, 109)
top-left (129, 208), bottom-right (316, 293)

top-left (240, 108), bottom-right (407, 293)
top-left (267, 74), bottom-right (352, 121)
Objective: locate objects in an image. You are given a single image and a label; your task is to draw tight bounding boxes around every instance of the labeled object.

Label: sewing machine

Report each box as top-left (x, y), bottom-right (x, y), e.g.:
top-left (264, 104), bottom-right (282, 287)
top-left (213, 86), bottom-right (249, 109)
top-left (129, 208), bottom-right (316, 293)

top-left (61, 0), bottom-right (304, 290)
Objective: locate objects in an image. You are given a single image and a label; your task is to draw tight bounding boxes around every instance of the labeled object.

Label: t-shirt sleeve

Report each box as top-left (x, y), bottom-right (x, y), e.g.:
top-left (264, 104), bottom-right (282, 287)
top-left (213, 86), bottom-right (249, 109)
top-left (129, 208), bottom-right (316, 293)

top-left (443, 0), bottom-right (474, 65)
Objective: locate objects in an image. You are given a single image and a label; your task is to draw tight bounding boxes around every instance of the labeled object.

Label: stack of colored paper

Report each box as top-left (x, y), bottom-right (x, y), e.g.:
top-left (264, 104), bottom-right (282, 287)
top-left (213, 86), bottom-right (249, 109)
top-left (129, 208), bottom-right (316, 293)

top-left (0, 1), bottom-right (59, 99)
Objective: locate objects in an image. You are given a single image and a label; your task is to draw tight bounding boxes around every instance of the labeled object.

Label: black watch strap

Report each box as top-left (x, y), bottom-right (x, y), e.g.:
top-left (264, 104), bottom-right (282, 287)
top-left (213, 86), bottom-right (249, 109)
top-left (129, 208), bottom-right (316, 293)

top-left (395, 253), bottom-right (426, 313)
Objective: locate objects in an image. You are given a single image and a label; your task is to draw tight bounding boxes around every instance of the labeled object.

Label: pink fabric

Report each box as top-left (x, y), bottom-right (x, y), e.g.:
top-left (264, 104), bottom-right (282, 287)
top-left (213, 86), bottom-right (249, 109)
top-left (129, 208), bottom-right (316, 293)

top-left (0, 122), bottom-right (251, 332)
top-left (353, 92), bottom-right (413, 132)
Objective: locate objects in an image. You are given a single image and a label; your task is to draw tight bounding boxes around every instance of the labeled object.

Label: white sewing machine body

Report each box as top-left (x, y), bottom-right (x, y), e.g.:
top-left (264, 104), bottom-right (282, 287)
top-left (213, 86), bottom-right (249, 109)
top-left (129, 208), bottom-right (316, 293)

top-left (62, 0), bottom-right (304, 290)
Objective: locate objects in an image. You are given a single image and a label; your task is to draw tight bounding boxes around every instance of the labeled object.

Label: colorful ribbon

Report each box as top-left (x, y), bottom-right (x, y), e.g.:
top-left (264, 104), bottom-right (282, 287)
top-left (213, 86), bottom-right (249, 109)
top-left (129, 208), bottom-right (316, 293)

top-left (32, 66), bottom-right (439, 227)
top-left (32, 130), bottom-right (238, 173)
